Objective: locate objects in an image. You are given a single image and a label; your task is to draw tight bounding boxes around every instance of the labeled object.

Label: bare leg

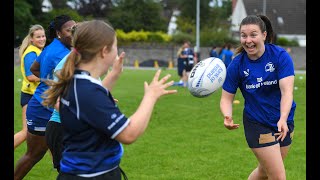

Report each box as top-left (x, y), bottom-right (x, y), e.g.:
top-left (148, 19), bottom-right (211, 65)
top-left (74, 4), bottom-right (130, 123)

top-left (248, 144), bottom-right (290, 180)
top-left (182, 70), bottom-right (188, 87)
top-left (14, 105), bottom-right (28, 149)
top-left (280, 145), bottom-right (291, 160)
top-left (179, 75), bottom-right (183, 83)
top-left (248, 164), bottom-right (268, 180)
top-left (14, 132), bottom-right (48, 180)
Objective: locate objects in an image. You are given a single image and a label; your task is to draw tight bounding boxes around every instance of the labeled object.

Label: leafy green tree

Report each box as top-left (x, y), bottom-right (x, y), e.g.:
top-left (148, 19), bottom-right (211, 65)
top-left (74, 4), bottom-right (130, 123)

top-left (171, 31), bottom-right (195, 45)
top-left (175, 0), bottom-right (234, 47)
top-left (68, 0), bottom-right (113, 17)
top-left (178, 0), bottom-right (211, 28)
top-left (159, 0), bottom-right (182, 19)
top-left (14, 0), bottom-right (35, 47)
top-left (219, 0), bottom-right (233, 20)
top-left (50, 0), bottom-right (69, 9)
top-left (26, 0), bottom-right (43, 17)
top-left (109, 0), bottom-right (167, 32)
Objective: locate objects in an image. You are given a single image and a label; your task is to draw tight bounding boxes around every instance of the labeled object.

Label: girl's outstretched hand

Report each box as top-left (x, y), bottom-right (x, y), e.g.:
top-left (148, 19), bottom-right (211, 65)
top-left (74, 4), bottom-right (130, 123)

top-left (112, 52), bottom-right (125, 74)
top-left (144, 69), bottom-right (178, 100)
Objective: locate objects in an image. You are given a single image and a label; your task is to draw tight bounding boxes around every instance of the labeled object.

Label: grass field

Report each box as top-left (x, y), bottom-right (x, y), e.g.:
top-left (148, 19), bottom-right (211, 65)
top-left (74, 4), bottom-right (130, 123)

top-left (14, 66), bottom-right (306, 180)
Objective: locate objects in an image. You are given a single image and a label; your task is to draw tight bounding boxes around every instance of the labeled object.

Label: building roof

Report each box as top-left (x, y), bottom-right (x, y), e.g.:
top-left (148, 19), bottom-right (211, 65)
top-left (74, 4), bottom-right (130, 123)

top-left (232, 0), bottom-right (306, 35)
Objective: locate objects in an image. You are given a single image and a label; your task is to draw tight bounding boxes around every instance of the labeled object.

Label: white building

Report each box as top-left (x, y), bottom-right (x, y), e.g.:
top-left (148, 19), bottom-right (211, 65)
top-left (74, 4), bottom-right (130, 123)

top-left (167, 9), bottom-right (180, 35)
top-left (230, 0), bottom-right (306, 47)
top-left (42, 0), bottom-right (52, 12)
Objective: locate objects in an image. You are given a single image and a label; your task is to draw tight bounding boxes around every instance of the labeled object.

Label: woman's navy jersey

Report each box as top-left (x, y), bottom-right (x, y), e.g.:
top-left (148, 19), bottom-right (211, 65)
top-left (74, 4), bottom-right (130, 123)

top-left (222, 44), bottom-right (296, 129)
top-left (59, 70), bottom-right (130, 175)
top-left (182, 48), bottom-right (195, 72)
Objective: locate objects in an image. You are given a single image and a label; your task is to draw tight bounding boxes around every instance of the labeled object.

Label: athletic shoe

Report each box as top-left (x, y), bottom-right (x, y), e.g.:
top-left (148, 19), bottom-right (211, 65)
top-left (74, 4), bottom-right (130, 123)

top-left (172, 82), bottom-right (184, 86)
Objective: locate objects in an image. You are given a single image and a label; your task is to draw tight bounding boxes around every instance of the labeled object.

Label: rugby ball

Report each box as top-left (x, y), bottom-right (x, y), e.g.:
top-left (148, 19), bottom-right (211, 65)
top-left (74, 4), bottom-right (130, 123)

top-left (187, 57), bottom-right (226, 98)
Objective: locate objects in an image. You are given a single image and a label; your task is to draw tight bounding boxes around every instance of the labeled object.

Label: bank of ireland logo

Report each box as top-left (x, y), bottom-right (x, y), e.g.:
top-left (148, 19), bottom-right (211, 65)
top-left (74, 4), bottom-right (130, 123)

top-left (265, 62), bottom-right (275, 72)
top-left (257, 77), bottom-right (263, 82)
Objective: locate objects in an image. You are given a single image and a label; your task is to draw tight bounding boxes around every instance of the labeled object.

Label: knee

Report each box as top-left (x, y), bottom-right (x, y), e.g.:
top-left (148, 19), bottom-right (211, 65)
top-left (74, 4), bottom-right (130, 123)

top-left (269, 173), bottom-right (286, 180)
top-left (22, 125), bottom-right (28, 132)
top-left (25, 149), bottom-right (47, 163)
top-left (21, 130), bottom-right (27, 137)
top-left (257, 167), bottom-right (268, 179)
top-left (249, 166), bottom-right (268, 180)
top-left (264, 166), bottom-right (286, 180)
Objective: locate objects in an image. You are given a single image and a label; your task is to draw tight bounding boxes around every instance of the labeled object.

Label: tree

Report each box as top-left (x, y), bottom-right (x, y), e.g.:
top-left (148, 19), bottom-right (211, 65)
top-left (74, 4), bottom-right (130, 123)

top-left (178, 0), bottom-right (211, 28)
top-left (174, 0), bottom-right (235, 46)
top-left (14, 0), bottom-right (35, 47)
top-left (109, 0), bottom-right (167, 32)
top-left (69, 0), bottom-right (113, 17)
top-left (26, 0), bottom-right (43, 17)
top-left (51, 0), bottom-right (69, 9)
top-left (159, 0), bottom-right (181, 20)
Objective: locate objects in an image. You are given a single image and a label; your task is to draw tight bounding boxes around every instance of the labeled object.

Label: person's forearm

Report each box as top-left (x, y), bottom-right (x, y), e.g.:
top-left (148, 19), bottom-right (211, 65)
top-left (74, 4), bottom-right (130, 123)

top-left (27, 75), bottom-right (40, 82)
top-left (280, 93), bottom-right (293, 121)
top-left (31, 70), bottom-right (40, 78)
top-left (220, 99), bottom-right (233, 118)
top-left (127, 95), bottom-right (157, 138)
top-left (30, 61), bottom-right (41, 78)
top-left (101, 71), bottom-right (120, 91)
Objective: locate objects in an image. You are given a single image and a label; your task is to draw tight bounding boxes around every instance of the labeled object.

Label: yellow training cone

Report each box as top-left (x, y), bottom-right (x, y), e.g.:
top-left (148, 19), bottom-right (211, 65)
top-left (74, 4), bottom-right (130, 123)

top-left (154, 60), bottom-right (159, 68)
top-left (168, 60), bottom-right (174, 69)
top-left (134, 59), bottom-right (139, 68)
top-left (233, 100), bottom-right (240, 104)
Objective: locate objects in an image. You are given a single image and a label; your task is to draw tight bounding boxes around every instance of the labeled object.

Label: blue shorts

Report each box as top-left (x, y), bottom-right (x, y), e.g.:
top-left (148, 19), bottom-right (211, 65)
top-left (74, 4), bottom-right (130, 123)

top-left (243, 113), bottom-right (294, 148)
top-left (57, 167), bottom-right (122, 180)
top-left (177, 58), bottom-right (185, 77)
top-left (26, 96), bottom-right (53, 136)
top-left (20, 91), bottom-right (33, 107)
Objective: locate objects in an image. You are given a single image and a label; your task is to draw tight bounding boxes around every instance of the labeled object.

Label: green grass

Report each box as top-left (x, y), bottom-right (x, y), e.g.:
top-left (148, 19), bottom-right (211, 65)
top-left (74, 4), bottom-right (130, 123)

top-left (14, 66), bottom-right (306, 180)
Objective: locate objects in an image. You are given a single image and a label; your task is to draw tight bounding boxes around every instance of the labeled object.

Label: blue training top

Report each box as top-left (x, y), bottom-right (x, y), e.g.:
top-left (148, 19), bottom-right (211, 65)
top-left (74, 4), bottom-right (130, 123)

top-left (49, 53), bottom-right (70, 123)
top-left (222, 49), bottom-right (234, 68)
top-left (59, 70), bottom-right (130, 175)
top-left (50, 53), bottom-right (103, 124)
top-left (24, 52), bottom-right (37, 77)
top-left (209, 49), bottom-right (218, 58)
top-left (222, 43), bottom-right (296, 129)
top-left (33, 38), bottom-right (70, 107)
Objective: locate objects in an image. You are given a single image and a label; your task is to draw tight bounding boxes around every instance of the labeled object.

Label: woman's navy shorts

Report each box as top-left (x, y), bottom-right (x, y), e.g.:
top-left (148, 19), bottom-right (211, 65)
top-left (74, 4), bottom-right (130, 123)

top-left (243, 113), bottom-right (294, 148)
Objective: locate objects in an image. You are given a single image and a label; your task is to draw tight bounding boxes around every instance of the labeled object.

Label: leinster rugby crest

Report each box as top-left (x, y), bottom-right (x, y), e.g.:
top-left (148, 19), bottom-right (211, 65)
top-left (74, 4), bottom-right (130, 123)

top-left (265, 62), bottom-right (275, 72)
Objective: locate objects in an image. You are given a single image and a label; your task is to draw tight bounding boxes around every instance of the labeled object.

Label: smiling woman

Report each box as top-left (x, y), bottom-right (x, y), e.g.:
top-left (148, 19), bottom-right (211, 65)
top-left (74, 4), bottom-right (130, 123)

top-left (14, 24), bottom-right (46, 150)
top-left (220, 14), bottom-right (296, 180)
top-left (14, 14), bottom-right (76, 180)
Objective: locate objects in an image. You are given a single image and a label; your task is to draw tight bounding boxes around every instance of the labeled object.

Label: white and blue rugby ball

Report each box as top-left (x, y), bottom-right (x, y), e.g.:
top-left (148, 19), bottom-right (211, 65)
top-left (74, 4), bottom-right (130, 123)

top-left (188, 57), bottom-right (226, 98)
